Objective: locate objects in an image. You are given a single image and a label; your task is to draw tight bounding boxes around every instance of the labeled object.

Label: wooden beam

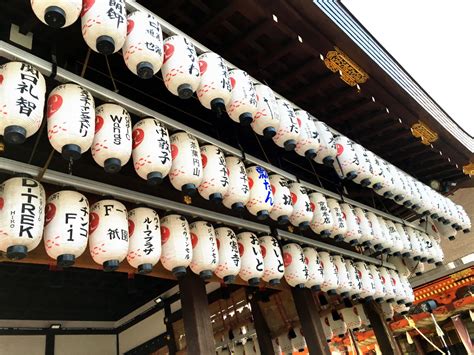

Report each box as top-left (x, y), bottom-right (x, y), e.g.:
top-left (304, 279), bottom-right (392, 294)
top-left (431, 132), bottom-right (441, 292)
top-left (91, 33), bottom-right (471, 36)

top-left (278, 57), bottom-right (320, 85)
top-left (257, 40), bottom-right (301, 70)
top-left (246, 289), bottom-right (275, 354)
top-left (224, 18), bottom-right (273, 55)
top-left (193, 1), bottom-right (239, 38)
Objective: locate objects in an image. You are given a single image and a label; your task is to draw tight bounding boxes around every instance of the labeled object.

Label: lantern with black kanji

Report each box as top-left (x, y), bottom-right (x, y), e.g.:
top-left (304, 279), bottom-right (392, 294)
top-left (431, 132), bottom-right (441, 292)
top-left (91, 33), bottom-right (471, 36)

top-left (387, 268), bottom-right (406, 304)
top-left (352, 207), bottom-right (373, 247)
top-left (189, 220), bottom-right (218, 279)
top-left (377, 217), bottom-right (395, 253)
top-left (123, 11), bottom-right (163, 79)
top-left (273, 99), bottom-right (300, 151)
top-left (43, 190), bottom-right (89, 267)
top-left (89, 199), bottom-right (129, 271)
top-left (332, 135), bottom-right (360, 180)
top-left (354, 304), bottom-right (371, 328)
top-left (214, 226), bottom-right (241, 284)
top-left (340, 203), bottom-right (362, 246)
top-left (353, 261), bottom-right (376, 301)
top-left (127, 207), bottom-right (161, 274)
top-left (333, 255), bottom-right (351, 298)
top-left (0, 62), bottom-right (46, 144)
top-left (367, 264), bottom-right (385, 303)
top-left (259, 235), bottom-right (284, 285)
top-left (269, 174), bottom-right (293, 225)
top-left (294, 110), bottom-right (320, 159)
top-left (365, 211), bottom-right (385, 251)
top-left (0, 177), bottom-right (45, 259)
top-left (340, 307), bottom-right (362, 331)
top-left (92, 103), bottom-right (132, 173)
top-left (160, 214), bottom-right (192, 278)
top-left (288, 183), bottom-right (313, 230)
top-left (252, 84), bottom-right (280, 138)
top-left (313, 120), bottom-right (337, 166)
top-left (309, 192), bottom-right (334, 237)
top-left (322, 316), bottom-right (334, 342)
top-left (385, 219), bottom-right (404, 256)
top-left (222, 156), bottom-right (250, 212)
top-left (236, 231), bottom-right (264, 286)
top-left (326, 198), bottom-right (347, 242)
top-left (226, 69), bottom-right (257, 125)
top-left (303, 247), bottom-right (324, 291)
top-left (328, 311), bottom-right (347, 338)
top-left (198, 145), bottom-right (229, 203)
top-left (351, 144), bottom-right (373, 187)
top-left (345, 258), bottom-right (361, 299)
top-left (290, 328), bottom-right (306, 353)
top-left (47, 83), bottom-right (95, 160)
top-left (378, 266), bottom-right (396, 303)
top-left (31, 0), bottom-right (82, 28)
top-left (169, 132), bottom-right (203, 196)
top-left (81, 0), bottom-right (127, 55)
top-left (245, 166), bottom-right (274, 220)
top-left (318, 251), bottom-right (339, 295)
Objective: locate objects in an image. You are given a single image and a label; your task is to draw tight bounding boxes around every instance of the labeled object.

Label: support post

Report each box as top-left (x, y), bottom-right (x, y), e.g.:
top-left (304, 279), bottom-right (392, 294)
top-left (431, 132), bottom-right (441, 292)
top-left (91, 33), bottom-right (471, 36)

top-left (413, 335), bottom-right (427, 355)
top-left (246, 289), bottom-right (276, 354)
top-left (291, 288), bottom-right (331, 354)
top-left (363, 301), bottom-right (402, 355)
top-left (164, 303), bottom-right (177, 355)
top-left (178, 272), bottom-right (215, 354)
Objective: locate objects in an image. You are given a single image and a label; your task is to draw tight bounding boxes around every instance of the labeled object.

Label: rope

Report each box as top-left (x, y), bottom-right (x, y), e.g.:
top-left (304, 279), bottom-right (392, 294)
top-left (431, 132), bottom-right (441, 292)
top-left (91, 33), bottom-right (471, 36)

top-left (403, 316), bottom-right (446, 354)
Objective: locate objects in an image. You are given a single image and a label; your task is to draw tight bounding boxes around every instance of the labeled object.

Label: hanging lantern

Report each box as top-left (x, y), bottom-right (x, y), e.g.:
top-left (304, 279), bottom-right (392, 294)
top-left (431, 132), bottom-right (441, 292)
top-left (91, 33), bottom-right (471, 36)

top-left (252, 84), bottom-right (280, 138)
top-left (328, 311), bottom-right (347, 338)
top-left (404, 226), bottom-right (422, 261)
top-left (0, 62), bottom-right (46, 144)
top-left (380, 302), bottom-right (394, 321)
top-left (378, 266), bottom-right (396, 303)
top-left (123, 11), bottom-right (163, 79)
top-left (214, 226), bottom-right (241, 284)
top-left (345, 258), bottom-right (361, 299)
top-left (0, 177), bottom-right (45, 259)
top-left (277, 334), bottom-right (294, 354)
top-left (198, 145), bottom-right (229, 203)
top-left (353, 207), bottom-right (373, 247)
top-left (31, 0), bottom-right (82, 28)
top-left (160, 214), bottom-right (192, 278)
top-left (399, 275), bottom-right (415, 305)
top-left (47, 83), bottom-right (95, 160)
top-left (318, 251), bottom-right (339, 295)
top-left (288, 183), bottom-right (312, 230)
top-left (377, 217), bottom-right (395, 254)
top-left (367, 264), bottom-right (385, 303)
top-left (196, 52), bottom-right (231, 115)
top-left (43, 190), bottom-right (89, 267)
top-left (237, 231), bottom-right (264, 286)
top-left (387, 256), bottom-right (410, 278)
top-left (161, 35), bottom-right (200, 99)
top-left (81, 0), bottom-right (127, 55)
top-left (340, 307), bottom-right (362, 331)
top-left (309, 192), bottom-right (334, 237)
top-left (245, 166), bottom-right (273, 220)
top-left (340, 203), bottom-right (362, 246)
top-left (243, 338), bottom-right (260, 355)
top-left (313, 120), bottom-right (337, 166)
top-left (365, 212), bottom-right (385, 251)
top-left (233, 344), bottom-right (244, 355)
top-left (392, 303), bottom-right (410, 315)
top-left (127, 207), bottom-right (161, 274)
top-left (92, 103), bottom-right (132, 173)
top-left (226, 69), bottom-right (258, 124)
top-left (304, 247), bottom-right (324, 291)
top-left (273, 99), bottom-right (300, 151)
top-left (222, 156), bottom-right (250, 212)
top-left (353, 261), bottom-right (375, 301)
top-left (333, 255), bottom-right (351, 298)
top-left (290, 328), bottom-right (306, 352)
top-left (322, 316), bottom-right (334, 342)
top-left (169, 132), bottom-right (203, 196)
top-left (268, 174), bottom-right (293, 225)
top-left (282, 243), bottom-right (308, 288)
top-left (387, 268), bottom-right (406, 304)
top-left (294, 110), bottom-right (320, 159)
top-left (385, 220), bottom-right (404, 256)
top-left (326, 198), bottom-right (347, 242)
top-left (259, 235), bottom-right (284, 285)
top-left (189, 220), bottom-right (218, 279)
top-left (354, 304), bottom-right (371, 328)
top-left (351, 144), bottom-right (373, 187)
top-left (332, 135), bottom-right (360, 180)
top-left (89, 199), bottom-right (129, 271)
top-left (394, 222), bottom-right (412, 257)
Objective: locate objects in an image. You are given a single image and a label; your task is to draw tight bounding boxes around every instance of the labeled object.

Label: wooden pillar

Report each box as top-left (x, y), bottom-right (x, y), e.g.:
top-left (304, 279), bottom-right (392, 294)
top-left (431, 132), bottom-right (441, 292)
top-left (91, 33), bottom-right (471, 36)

top-left (413, 336), bottom-right (427, 355)
top-left (178, 272), bottom-right (215, 354)
top-left (246, 289), bottom-right (276, 354)
top-left (291, 287), bottom-right (331, 354)
top-left (363, 301), bottom-right (402, 355)
top-left (164, 303), bottom-right (177, 355)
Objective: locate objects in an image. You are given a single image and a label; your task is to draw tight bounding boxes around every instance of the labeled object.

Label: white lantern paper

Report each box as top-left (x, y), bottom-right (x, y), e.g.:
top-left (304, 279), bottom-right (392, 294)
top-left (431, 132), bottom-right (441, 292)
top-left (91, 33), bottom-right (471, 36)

top-left (352, 144), bottom-right (374, 187)
top-left (365, 212), bottom-right (385, 251)
top-left (309, 192), bottom-right (334, 237)
top-left (340, 307), bottom-right (362, 331)
top-left (259, 235), bottom-right (284, 285)
top-left (189, 221), bottom-right (218, 279)
top-left (44, 190), bottom-right (89, 267)
top-left (353, 207), bottom-right (374, 247)
top-left (313, 120), bottom-right (337, 166)
top-left (378, 266), bottom-right (396, 303)
top-left (380, 302), bottom-right (394, 321)
top-left (273, 99), bottom-right (300, 151)
top-left (367, 264), bottom-right (385, 303)
top-left (288, 183), bottom-right (313, 230)
top-left (394, 223), bottom-right (412, 257)
top-left (326, 198), bottom-right (347, 242)
top-left (226, 69), bottom-right (258, 124)
top-left (160, 214), bottom-right (192, 278)
top-left (0, 62), bottom-right (46, 144)
top-left (294, 110), bottom-right (320, 159)
top-left (304, 247), bottom-right (324, 291)
top-left (333, 255), bottom-right (351, 298)
top-left (319, 251), bottom-right (339, 295)
top-left (31, 0), bottom-right (82, 28)
top-left (245, 166), bottom-right (273, 220)
top-left (161, 35), bottom-right (200, 99)
top-left (123, 11), bottom-right (163, 79)
top-left (328, 312), bottom-right (347, 338)
top-left (252, 84), bottom-right (280, 138)
top-left (282, 243), bottom-right (308, 288)
top-left (237, 232), bottom-right (264, 286)
top-left (233, 344), bottom-right (244, 355)
top-left (169, 132), bottom-right (203, 195)
top-left (392, 303), bottom-right (410, 315)
top-left (322, 316), bottom-right (334, 342)
top-left (340, 203), bottom-right (362, 246)
top-left (0, 177), bottom-right (45, 259)
top-left (198, 145), bottom-right (229, 203)
top-left (269, 174), bottom-right (293, 225)
top-left (222, 156), bottom-right (249, 212)
top-left (345, 259), bottom-right (361, 298)
top-left (387, 269), bottom-right (406, 304)
top-left (354, 304), bottom-right (371, 328)
top-left (127, 207), bottom-right (161, 274)
top-left (47, 83), bottom-right (95, 160)
top-left (384, 220), bottom-right (404, 256)
top-left (214, 226), bottom-right (241, 284)
top-left (353, 261), bottom-right (375, 301)
top-left (89, 199), bottom-right (128, 271)
top-left (196, 52), bottom-right (231, 114)
top-left (277, 334), bottom-right (293, 354)
top-left (290, 328), bottom-right (306, 352)
top-left (81, 0), bottom-right (127, 55)
top-left (333, 135), bottom-right (360, 180)
top-left (91, 103), bottom-right (132, 173)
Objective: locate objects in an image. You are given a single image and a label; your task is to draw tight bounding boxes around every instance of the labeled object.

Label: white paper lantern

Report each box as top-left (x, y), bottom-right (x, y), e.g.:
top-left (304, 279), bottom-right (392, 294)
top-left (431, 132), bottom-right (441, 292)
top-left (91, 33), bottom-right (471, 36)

top-left (394, 223), bottom-right (412, 257)
top-left (222, 156), bottom-right (250, 212)
top-left (333, 255), bottom-right (351, 298)
top-left (237, 231), bottom-right (264, 286)
top-left (308, 192), bottom-right (334, 237)
top-left (404, 226), bottom-right (422, 261)
top-left (43, 190), bottom-right (89, 267)
top-left (371, 154), bottom-right (393, 196)
top-left (399, 275), bottom-right (414, 305)
top-left (81, 0), bottom-right (127, 55)
top-left (123, 11), bottom-right (163, 79)
top-left (354, 304), bottom-right (371, 328)
top-left (259, 235), bottom-right (284, 285)
top-left (313, 121), bottom-right (337, 166)
top-left (0, 62), bottom-right (46, 144)
top-left (169, 132), bottom-right (203, 195)
top-left (198, 145), bottom-right (229, 203)
top-left (387, 256), bottom-right (410, 278)
top-left (245, 166), bottom-right (274, 220)
top-left (244, 338), bottom-right (260, 355)
top-left (273, 99), bottom-right (300, 151)
top-left (226, 69), bottom-right (258, 124)
top-left (277, 334), bottom-right (294, 354)
top-left (161, 35), bottom-right (200, 99)
top-left (268, 174), bottom-right (293, 225)
top-left (31, 0), bottom-right (82, 28)
top-left (294, 110), bottom-right (320, 159)
top-left (326, 198), bottom-right (347, 242)
top-left (365, 212), bottom-right (385, 251)
top-left (160, 214), bottom-right (192, 278)
top-left (322, 316), bottom-right (334, 342)
top-left (367, 264), bottom-right (385, 303)
top-left (387, 269), bottom-right (406, 304)
top-left (252, 84), bottom-right (280, 138)
top-left (345, 258), bottom-right (361, 298)
top-left (282, 243), bottom-right (308, 288)
top-left (91, 103), bottom-right (132, 173)
top-left (0, 177), bottom-right (45, 259)
top-left (290, 328), bottom-right (306, 352)
top-left (353, 261), bottom-right (375, 301)
top-left (340, 203), bottom-right (362, 246)
top-left (332, 135), bottom-right (360, 180)
top-left (378, 266), bottom-right (396, 303)
top-left (319, 251), bottom-right (339, 295)
top-left (233, 344), bottom-right (244, 355)
top-left (272, 339), bottom-right (283, 355)
top-left (304, 247), bottom-right (324, 291)
top-left (340, 307), bottom-right (362, 331)
top-left (196, 52), bottom-right (231, 114)
top-left (189, 221), bottom-right (218, 279)
top-left (328, 311), bottom-right (347, 338)
top-left (89, 199), bottom-right (128, 271)
top-left (384, 220), bottom-right (404, 256)
top-left (214, 226), bottom-right (241, 284)
top-left (127, 207), bottom-right (161, 274)
top-left (352, 144), bottom-right (373, 187)
top-left (288, 183), bottom-right (312, 230)
top-left (377, 217), bottom-right (395, 253)
top-left (353, 208), bottom-right (373, 247)
top-left (380, 302), bottom-right (394, 321)
top-left (392, 303), bottom-right (410, 315)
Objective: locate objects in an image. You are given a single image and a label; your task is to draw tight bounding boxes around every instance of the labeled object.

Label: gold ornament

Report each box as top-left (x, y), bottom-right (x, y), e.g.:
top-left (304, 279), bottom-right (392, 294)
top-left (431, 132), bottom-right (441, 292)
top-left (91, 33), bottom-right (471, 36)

top-left (324, 47), bottom-right (369, 87)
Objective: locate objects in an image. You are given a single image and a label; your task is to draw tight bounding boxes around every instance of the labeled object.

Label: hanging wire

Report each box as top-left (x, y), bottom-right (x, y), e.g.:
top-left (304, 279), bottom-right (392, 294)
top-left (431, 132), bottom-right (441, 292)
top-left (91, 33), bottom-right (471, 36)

top-left (36, 149), bottom-right (55, 182)
top-left (252, 131), bottom-right (271, 164)
top-left (80, 48), bottom-right (92, 78)
top-left (308, 159), bottom-right (324, 188)
top-left (104, 55), bottom-right (119, 93)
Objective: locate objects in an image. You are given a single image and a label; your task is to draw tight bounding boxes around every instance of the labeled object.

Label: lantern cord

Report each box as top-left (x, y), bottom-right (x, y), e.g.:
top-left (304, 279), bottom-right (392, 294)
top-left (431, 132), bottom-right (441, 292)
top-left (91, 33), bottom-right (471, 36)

top-left (308, 159), bottom-right (324, 188)
top-left (80, 48), bottom-right (91, 78)
top-left (68, 157), bottom-right (73, 176)
top-left (252, 131), bottom-right (271, 165)
top-left (104, 55), bottom-right (119, 93)
top-left (27, 118), bottom-right (47, 164)
top-left (36, 149), bottom-right (55, 182)
top-left (403, 315), bottom-right (446, 354)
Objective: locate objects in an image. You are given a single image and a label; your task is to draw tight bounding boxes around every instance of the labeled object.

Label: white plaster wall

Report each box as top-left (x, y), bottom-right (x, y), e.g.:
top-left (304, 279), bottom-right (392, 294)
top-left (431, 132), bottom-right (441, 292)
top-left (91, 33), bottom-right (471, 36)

top-left (0, 335), bottom-right (45, 355)
top-left (55, 334), bottom-right (116, 355)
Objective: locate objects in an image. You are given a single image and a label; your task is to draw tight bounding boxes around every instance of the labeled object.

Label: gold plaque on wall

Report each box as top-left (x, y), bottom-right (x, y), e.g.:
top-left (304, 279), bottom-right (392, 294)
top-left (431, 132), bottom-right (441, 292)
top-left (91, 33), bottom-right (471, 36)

top-left (411, 121), bottom-right (438, 145)
top-left (324, 47), bottom-right (369, 86)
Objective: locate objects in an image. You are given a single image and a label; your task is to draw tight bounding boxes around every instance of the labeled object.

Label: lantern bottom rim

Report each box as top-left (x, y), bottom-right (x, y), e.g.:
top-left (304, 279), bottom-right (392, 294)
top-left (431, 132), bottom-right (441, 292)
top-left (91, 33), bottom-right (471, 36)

top-left (373, 244), bottom-right (383, 251)
top-left (137, 61), bottom-right (154, 80)
top-left (277, 215), bottom-right (289, 225)
top-left (375, 297), bottom-right (384, 303)
top-left (402, 252), bottom-right (411, 257)
top-left (323, 156), bottom-right (335, 167)
top-left (283, 139), bottom-right (296, 152)
top-left (346, 171), bottom-right (357, 180)
top-left (298, 221), bottom-right (310, 231)
top-left (238, 112), bottom-right (253, 126)
top-left (147, 172), bottom-right (163, 186)
top-left (177, 84), bottom-right (193, 100)
top-left (320, 230), bottom-right (331, 238)
top-left (172, 266), bottom-right (187, 279)
top-left (6, 245), bottom-right (27, 260)
top-left (384, 191), bottom-right (394, 198)
top-left (394, 195), bottom-right (404, 201)
top-left (96, 36), bottom-right (115, 56)
top-left (386, 298), bottom-right (395, 303)
top-left (327, 289), bottom-right (337, 296)
top-left (104, 158), bottom-right (122, 174)
top-left (44, 6), bottom-right (66, 28)
top-left (231, 202), bottom-right (245, 212)
top-left (223, 275), bottom-right (235, 284)
top-left (263, 127), bottom-right (277, 139)
top-left (138, 263), bottom-right (153, 274)
top-left (248, 277), bottom-right (260, 287)
top-left (269, 278), bottom-right (280, 286)
top-left (349, 239), bottom-right (358, 246)
top-left (363, 296), bottom-right (374, 303)
top-left (209, 192), bottom-right (223, 204)
top-left (4, 125), bottom-right (26, 145)
top-left (311, 285), bottom-right (321, 292)
top-left (360, 178), bottom-right (371, 187)
top-left (199, 270), bottom-right (213, 280)
top-left (57, 254), bottom-right (75, 267)
top-left (182, 183), bottom-right (197, 196)
top-left (340, 292), bottom-right (350, 298)
top-left (334, 235), bottom-right (344, 242)
top-left (256, 210), bottom-right (269, 220)
top-left (392, 252), bottom-right (401, 256)
top-left (372, 182), bottom-right (383, 190)
top-left (62, 144), bottom-right (81, 161)
top-left (103, 260), bottom-right (119, 272)
top-left (304, 149), bottom-right (317, 160)
top-left (210, 98), bottom-right (226, 117)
